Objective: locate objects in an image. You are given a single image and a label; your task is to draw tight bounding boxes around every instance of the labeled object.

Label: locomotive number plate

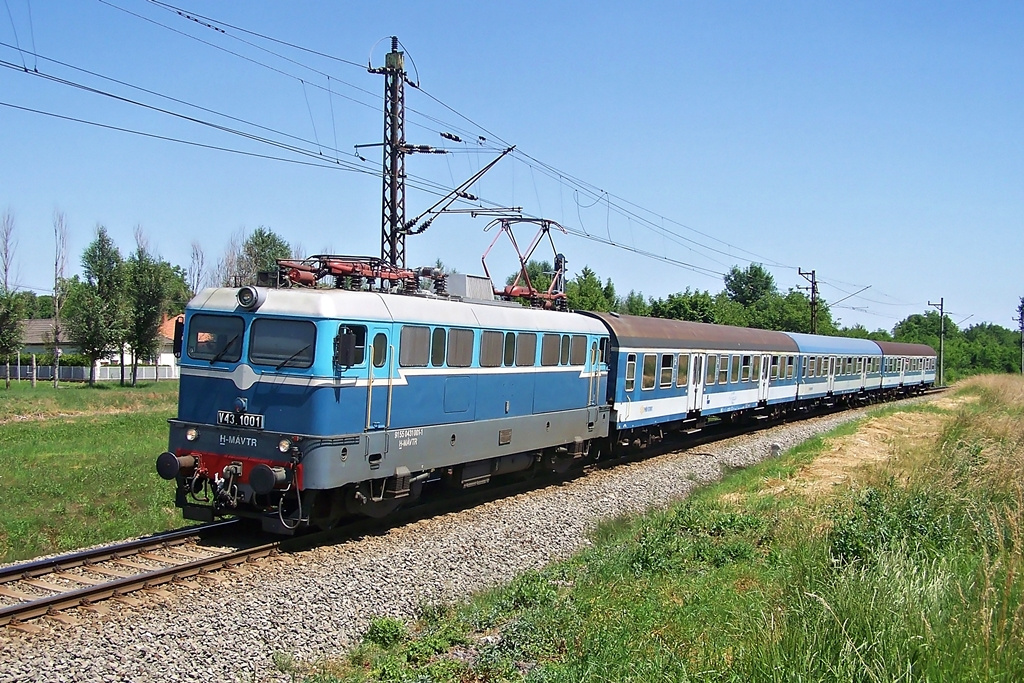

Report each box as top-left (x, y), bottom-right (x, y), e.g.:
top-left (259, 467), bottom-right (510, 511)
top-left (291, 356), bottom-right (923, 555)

top-left (217, 410), bottom-right (264, 430)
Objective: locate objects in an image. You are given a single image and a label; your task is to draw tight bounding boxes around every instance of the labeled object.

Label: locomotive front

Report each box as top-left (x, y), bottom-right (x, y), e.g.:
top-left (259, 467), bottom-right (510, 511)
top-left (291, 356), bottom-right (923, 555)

top-left (156, 285), bottom-right (389, 533)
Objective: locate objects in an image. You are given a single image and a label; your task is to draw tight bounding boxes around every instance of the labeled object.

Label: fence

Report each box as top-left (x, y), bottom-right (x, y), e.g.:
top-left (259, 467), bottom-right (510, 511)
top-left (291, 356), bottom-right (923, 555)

top-left (0, 363), bottom-right (179, 382)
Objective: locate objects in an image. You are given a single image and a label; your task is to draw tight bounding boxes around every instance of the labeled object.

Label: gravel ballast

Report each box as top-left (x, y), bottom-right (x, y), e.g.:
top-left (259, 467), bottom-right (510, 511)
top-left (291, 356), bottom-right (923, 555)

top-left (0, 398), bottom-right (932, 682)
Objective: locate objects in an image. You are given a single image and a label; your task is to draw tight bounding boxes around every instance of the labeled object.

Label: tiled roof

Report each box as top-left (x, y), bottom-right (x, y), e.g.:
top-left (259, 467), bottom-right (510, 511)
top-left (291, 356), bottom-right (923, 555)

top-left (20, 318), bottom-right (71, 345)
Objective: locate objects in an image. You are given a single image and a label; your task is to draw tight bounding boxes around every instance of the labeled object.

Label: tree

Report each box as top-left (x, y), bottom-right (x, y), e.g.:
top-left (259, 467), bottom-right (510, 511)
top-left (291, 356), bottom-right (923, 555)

top-left (0, 291), bottom-right (23, 389)
top-left (650, 289), bottom-right (716, 323)
top-left (125, 232), bottom-right (171, 386)
top-left (619, 290), bottom-right (650, 317)
top-left (566, 266), bottom-right (616, 312)
top-left (64, 226), bottom-right (128, 385)
top-left (237, 226), bottom-right (291, 285)
top-left (52, 210), bottom-right (68, 388)
top-left (723, 264), bottom-right (776, 307)
top-left (187, 240), bottom-right (207, 295)
top-left (0, 209), bottom-right (21, 388)
top-left (1, 209), bottom-right (16, 292)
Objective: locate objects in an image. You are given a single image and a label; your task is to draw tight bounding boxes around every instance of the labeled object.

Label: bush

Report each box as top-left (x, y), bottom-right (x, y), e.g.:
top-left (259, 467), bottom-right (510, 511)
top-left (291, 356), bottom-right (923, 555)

top-left (364, 616), bottom-right (408, 648)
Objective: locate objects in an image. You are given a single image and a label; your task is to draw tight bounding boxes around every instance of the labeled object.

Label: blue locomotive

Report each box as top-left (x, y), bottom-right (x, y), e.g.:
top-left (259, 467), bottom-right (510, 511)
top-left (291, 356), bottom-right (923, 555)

top-left (157, 271), bottom-right (935, 534)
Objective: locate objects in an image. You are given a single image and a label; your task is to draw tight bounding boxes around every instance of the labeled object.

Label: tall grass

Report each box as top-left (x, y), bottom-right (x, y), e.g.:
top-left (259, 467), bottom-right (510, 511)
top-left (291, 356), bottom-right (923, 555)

top-left (308, 376), bottom-right (1024, 682)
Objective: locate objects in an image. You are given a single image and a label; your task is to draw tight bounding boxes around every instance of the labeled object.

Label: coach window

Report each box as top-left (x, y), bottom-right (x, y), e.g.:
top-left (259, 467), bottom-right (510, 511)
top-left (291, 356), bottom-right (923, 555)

top-left (719, 356), bottom-right (730, 385)
top-left (857, 357), bottom-right (863, 374)
top-left (642, 354), bottom-right (657, 390)
top-left (570, 335), bottom-right (588, 365)
top-left (372, 333), bottom-right (387, 368)
top-left (806, 357), bottom-right (814, 378)
top-left (249, 318), bottom-right (316, 369)
top-left (786, 356), bottom-right (795, 379)
top-left (187, 314), bottom-right (244, 363)
top-left (706, 354), bottom-right (718, 385)
top-left (769, 355), bottom-right (778, 380)
top-left (625, 353), bottom-right (637, 392)
top-left (741, 355), bottom-right (752, 382)
top-left (516, 333), bottom-right (537, 367)
top-left (677, 353), bottom-right (690, 387)
top-left (560, 335), bottom-right (571, 365)
top-left (448, 329), bottom-right (474, 367)
top-left (481, 331), bottom-right (503, 367)
top-left (503, 332), bottom-right (516, 367)
top-left (430, 328), bottom-right (447, 367)
top-left (399, 325), bottom-right (429, 367)
top-left (541, 334), bottom-right (561, 367)
top-left (660, 354), bottom-right (674, 388)
top-left (752, 355), bottom-right (761, 381)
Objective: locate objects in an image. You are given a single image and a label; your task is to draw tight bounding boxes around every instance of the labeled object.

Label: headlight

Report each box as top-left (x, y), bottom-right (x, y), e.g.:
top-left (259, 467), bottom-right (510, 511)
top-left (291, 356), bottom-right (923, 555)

top-left (278, 439), bottom-right (292, 453)
top-left (186, 428), bottom-right (199, 441)
top-left (237, 286), bottom-right (266, 310)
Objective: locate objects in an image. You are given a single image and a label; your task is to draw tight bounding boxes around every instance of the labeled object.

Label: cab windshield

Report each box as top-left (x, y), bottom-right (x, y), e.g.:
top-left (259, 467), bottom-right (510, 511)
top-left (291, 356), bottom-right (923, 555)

top-left (186, 314), bottom-right (244, 363)
top-left (249, 319), bottom-right (316, 369)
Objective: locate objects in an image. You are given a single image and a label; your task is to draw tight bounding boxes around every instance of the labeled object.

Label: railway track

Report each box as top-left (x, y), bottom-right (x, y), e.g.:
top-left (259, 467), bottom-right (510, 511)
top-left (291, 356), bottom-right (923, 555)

top-left (1, 387), bottom-right (944, 630)
top-left (0, 519), bottom-right (274, 630)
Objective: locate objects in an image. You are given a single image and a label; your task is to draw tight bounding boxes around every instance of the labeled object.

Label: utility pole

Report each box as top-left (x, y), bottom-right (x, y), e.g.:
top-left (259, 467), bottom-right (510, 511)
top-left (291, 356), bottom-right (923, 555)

top-left (928, 297), bottom-right (945, 386)
top-left (1015, 296), bottom-right (1024, 375)
top-left (370, 37), bottom-right (410, 269)
top-left (798, 268), bottom-right (818, 334)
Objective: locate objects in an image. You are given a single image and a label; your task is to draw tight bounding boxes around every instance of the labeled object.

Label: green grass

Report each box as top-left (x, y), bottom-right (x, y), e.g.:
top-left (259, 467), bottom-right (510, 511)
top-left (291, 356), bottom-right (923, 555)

top-left (0, 381), bottom-right (183, 563)
top-left (307, 376), bottom-right (1024, 683)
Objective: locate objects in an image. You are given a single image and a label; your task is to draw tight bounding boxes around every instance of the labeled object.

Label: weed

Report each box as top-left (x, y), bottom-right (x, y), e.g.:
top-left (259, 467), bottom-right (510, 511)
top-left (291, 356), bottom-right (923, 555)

top-left (364, 616), bottom-right (408, 648)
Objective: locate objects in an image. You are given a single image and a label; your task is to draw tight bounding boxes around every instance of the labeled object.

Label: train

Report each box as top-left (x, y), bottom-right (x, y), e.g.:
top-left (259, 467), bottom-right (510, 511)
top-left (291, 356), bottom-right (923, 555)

top-left (156, 266), bottom-right (936, 534)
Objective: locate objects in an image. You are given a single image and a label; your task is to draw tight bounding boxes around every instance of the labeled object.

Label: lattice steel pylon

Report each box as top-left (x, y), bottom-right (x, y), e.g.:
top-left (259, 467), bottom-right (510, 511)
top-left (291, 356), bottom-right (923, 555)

top-left (370, 37), bottom-right (411, 269)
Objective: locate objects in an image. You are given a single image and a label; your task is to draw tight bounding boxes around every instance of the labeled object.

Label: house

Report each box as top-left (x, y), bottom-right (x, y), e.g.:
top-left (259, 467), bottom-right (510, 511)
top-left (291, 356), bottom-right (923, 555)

top-left (18, 318), bottom-right (76, 357)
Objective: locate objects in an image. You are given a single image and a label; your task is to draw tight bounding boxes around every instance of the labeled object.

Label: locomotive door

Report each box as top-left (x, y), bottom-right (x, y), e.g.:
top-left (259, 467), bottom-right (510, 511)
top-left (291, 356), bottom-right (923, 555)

top-left (757, 354), bottom-right (771, 403)
top-left (365, 329), bottom-right (392, 431)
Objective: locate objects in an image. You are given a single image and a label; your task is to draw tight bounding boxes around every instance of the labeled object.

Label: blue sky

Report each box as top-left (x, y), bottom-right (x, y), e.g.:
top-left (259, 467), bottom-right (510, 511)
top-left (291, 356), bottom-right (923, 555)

top-left (1, 1), bottom-right (1021, 331)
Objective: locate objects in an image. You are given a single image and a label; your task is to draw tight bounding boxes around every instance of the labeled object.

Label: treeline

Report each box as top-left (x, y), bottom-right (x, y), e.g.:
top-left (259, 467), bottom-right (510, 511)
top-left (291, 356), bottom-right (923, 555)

top-left (533, 260), bottom-right (1023, 382)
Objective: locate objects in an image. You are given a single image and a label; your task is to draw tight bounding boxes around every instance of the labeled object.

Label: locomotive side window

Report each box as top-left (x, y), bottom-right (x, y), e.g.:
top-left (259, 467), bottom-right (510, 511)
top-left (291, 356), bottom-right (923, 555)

top-left (515, 333), bottom-right (537, 367)
top-left (706, 354), bottom-right (718, 385)
top-left (249, 319), bottom-right (315, 369)
top-left (187, 314), bottom-right (244, 362)
top-left (677, 354), bottom-right (689, 387)
top-left (642, 354), bottom-right (657, 390)
top-left (447, 329), bottom-right (474, 368)
top-left (333, 324), bottom-right (367, 366)
top-left (431, 328), bottom-right (447, 367)
top-left (399, 326), bottom-right (429, 367)
top-left (625, 353), bottom-right (637, 392)
top-left (570, 335), bottom-right (588, 365)
top-left (480, 331), bottom-right (503, 367)
top-left (660, 354), bottom-right (673, 388)
top-left (560, 335), bottom-right (571, 365)
top-left (503, 332), bottom-right (516, 367)
top-left (372, 333), bottom-right (387, 368)
top-left (541, 334), bottom-right (561, 366)
top-left (598, 338), bottom-right (608, 364)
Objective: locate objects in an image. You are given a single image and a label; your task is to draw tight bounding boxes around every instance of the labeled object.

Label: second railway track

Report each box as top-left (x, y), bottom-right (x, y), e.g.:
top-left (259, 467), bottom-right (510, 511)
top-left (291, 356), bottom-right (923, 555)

top-left (0, 519), bottom-right (273, 629)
